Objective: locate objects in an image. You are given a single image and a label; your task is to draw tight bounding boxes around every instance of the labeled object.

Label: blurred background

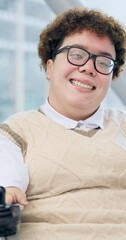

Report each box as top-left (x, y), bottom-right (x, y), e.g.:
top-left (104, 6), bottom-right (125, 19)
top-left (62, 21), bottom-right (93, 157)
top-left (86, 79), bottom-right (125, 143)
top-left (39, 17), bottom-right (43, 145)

top-left (0, 0), bottom-right (126, 122)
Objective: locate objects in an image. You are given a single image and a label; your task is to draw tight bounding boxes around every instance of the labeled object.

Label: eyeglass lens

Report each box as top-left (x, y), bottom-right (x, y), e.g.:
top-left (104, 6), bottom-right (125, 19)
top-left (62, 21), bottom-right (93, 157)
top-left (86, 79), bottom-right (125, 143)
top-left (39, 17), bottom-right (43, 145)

top-left (68, 47), bottom-right (115, 75)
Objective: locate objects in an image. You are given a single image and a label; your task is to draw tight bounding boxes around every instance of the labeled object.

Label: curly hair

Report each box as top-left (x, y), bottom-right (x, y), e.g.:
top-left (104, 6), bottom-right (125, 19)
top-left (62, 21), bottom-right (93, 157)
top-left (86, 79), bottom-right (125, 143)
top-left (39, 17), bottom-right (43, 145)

top-left (38, 8), bottom-right (126, 79)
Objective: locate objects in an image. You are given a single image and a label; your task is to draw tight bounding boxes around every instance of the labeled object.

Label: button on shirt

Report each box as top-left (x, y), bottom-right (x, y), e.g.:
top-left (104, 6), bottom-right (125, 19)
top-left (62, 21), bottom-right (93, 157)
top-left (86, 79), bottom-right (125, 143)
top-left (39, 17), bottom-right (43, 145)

top-left (0, 100), bottom-right (104, 192)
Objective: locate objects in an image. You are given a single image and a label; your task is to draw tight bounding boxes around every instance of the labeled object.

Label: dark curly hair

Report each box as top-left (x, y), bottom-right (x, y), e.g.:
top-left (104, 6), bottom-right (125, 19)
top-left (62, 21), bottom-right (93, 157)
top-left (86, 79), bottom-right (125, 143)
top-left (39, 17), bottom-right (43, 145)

top-left (38, 8), bottom-right (126, 79)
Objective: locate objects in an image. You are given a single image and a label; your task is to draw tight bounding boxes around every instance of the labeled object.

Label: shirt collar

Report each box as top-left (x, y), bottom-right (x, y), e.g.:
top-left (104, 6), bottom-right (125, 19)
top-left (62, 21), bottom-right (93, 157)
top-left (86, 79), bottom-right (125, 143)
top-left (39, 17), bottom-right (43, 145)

top-left (40, 99), bottom-right (104, 129)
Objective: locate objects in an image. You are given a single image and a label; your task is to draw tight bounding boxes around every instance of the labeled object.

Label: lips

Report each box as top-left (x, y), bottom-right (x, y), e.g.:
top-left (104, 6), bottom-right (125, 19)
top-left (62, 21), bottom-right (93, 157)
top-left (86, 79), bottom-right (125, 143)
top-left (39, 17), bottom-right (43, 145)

top-left (70, 79), bottom-right (96, 90)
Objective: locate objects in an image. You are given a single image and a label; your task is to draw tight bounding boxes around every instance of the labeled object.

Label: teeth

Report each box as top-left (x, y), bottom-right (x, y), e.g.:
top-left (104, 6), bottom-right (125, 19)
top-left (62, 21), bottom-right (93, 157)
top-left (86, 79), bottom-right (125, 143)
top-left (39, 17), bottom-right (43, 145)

top-left (71, 80), bottom-right (94, 90)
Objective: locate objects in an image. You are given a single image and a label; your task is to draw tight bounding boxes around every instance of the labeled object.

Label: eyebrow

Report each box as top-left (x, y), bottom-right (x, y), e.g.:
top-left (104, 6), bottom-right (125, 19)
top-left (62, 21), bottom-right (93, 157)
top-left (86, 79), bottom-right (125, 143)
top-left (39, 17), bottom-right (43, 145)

top-left (70, 44), bottom-right (114, 59)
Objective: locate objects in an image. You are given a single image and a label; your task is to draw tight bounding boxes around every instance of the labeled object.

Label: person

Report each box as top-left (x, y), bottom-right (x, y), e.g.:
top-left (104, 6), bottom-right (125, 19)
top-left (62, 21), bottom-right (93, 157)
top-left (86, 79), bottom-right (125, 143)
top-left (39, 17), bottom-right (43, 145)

top-left (0, 7), bottom-right (126, 240)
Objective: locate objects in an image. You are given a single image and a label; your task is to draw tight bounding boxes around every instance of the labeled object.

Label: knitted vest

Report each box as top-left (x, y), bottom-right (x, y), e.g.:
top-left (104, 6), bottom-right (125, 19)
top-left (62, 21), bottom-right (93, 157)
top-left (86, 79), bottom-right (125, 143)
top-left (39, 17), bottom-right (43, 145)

top-left (0, 109), bottom-right (126, 240)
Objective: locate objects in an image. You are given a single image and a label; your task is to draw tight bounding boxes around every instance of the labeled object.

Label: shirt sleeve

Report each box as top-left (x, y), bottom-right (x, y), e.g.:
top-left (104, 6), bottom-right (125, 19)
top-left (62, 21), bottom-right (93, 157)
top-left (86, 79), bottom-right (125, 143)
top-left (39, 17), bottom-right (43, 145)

top-left (0, 134), bottom-right (29, 192)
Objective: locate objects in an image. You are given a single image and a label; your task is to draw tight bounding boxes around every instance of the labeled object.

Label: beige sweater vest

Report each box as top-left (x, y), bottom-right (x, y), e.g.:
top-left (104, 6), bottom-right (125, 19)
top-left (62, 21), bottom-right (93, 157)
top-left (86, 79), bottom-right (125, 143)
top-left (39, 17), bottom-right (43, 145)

top-left (0, 109), bottom-right (126, 240)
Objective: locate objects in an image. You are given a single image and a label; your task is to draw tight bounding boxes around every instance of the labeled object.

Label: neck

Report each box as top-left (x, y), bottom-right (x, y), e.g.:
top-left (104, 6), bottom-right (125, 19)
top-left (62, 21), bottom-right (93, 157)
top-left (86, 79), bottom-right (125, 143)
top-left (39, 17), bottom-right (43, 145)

top-left (48, 100), bottom-right (98, 121)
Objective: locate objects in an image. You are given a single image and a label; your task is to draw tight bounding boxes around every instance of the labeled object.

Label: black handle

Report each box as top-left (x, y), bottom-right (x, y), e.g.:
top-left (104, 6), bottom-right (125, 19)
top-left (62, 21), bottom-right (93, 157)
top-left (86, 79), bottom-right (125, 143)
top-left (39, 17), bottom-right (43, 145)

top-left (0, 186), bottom-right (5, 207)
top-left (0, 186), bottom-right (21, 237)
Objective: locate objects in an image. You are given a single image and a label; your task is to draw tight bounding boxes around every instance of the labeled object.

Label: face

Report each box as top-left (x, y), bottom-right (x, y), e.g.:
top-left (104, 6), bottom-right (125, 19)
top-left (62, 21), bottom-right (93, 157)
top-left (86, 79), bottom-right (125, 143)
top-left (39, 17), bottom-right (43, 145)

top-left (46, 30), bottom-right (116, 120)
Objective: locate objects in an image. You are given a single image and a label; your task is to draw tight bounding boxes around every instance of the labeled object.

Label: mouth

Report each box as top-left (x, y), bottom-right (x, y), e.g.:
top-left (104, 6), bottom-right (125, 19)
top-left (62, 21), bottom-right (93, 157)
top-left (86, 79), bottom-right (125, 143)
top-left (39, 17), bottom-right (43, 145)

top-left (70, 80), bottom-right (96, 90)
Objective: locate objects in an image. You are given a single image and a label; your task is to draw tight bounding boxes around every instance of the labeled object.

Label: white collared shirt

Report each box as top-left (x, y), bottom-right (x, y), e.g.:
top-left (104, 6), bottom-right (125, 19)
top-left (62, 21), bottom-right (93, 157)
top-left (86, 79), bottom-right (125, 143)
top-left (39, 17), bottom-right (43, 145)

top-left (0, 101), bottom-right (104, 192)
top-left (40, 99), bottom-right (104, 129)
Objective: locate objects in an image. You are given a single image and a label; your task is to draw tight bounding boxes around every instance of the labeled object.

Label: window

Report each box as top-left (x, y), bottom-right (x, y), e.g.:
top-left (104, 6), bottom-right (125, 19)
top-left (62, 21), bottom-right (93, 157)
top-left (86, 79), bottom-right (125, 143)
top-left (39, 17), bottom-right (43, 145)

top-left (0, 0), bottom-right (55, 121)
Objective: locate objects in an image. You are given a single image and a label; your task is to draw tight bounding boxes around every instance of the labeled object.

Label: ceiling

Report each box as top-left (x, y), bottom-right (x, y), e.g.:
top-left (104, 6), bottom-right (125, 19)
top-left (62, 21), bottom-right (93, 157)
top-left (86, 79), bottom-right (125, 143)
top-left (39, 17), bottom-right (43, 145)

top-left (46, 0), bottom-right (126, 106)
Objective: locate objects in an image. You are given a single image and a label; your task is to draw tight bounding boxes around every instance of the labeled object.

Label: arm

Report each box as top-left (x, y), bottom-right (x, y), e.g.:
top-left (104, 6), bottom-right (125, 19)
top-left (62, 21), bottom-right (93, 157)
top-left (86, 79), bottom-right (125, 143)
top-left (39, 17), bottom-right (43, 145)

top-left (0, 134), bottom-right (29, 206)
top-left (6, 186), bottom-right (28, 206)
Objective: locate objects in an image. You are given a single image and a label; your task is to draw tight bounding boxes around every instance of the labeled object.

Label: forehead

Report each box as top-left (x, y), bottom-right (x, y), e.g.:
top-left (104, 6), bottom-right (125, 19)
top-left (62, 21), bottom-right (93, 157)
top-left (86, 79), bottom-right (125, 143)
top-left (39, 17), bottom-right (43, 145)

top-left (62, 30), bottom-right (116, 58)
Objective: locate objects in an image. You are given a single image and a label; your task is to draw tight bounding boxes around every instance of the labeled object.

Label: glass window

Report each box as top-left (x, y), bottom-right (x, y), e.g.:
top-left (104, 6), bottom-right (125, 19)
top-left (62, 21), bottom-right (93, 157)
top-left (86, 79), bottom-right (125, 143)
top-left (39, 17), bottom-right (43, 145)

top-left (0, 0), bottom-right (16, 12)
top-left (25, 25), bottom-right (41, 43)
top-left (0, 0), bottom-right (55, 122)
top-left (0, 21), bottom-right (16, 40)
top-left (0, 50), bottom-right (15, 121)
top-left (25, 0), bottom-right (55, 21)
top-left (24, 52), bottom-right (48, 110)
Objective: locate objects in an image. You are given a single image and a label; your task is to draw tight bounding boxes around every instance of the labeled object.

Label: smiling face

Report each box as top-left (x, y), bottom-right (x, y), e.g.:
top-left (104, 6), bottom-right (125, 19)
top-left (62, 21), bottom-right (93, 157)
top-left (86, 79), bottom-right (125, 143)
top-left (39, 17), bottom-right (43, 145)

top-left (46, 30), bottom-right (116, 120)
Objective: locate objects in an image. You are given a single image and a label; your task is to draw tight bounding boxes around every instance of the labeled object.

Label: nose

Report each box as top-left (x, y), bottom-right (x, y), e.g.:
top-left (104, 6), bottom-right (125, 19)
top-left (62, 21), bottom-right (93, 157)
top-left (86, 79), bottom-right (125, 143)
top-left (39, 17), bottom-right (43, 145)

top-left (78, 58), bottom-right (97, 76)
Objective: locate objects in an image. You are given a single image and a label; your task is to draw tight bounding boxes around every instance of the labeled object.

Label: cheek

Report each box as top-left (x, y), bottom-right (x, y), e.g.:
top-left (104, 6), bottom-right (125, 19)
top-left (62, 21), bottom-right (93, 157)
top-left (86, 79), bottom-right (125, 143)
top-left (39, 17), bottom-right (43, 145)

top-left (100, 75), bottom-right (112, 90)
top-left (54, 65), bottom-right (75, 81)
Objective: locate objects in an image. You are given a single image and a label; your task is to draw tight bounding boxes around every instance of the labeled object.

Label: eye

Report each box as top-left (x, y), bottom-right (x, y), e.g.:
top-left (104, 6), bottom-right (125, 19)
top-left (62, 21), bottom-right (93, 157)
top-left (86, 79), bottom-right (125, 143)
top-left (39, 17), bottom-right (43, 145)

top-left (70, 50), bottom-right (83, 60)
top-left (96, 57), bottom-right (113, 69)
top-left (97, 60), bottom-right (109, 68)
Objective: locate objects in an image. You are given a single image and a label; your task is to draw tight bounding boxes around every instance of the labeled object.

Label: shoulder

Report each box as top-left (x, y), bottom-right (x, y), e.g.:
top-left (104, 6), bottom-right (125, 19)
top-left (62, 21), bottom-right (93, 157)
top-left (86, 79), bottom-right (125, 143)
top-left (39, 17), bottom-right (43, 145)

top-left (104, 108), bottom-right (126, 122)
top-left (103, 108), bottom-right (126, 132)
top-left (2, 109), bottom-right (48, 128)
top-left (3, 110), bottom-right (38, 124)
top-left (0, 110), bottom-right (45, 157)
top-left (1, 109), bottom-right (49, 136)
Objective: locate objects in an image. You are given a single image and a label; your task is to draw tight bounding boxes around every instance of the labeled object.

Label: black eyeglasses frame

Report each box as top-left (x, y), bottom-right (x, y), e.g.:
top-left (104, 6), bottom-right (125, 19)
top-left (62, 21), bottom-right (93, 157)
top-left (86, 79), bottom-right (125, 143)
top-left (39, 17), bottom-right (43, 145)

top-left (53, 45), bottom-right (117, 75)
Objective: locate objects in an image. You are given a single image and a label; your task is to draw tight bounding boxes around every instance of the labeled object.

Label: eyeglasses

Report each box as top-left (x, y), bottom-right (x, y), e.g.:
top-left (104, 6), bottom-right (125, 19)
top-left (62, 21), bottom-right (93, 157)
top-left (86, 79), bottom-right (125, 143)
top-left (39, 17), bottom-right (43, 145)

top-left (53, 45), bottom-right (117, 75)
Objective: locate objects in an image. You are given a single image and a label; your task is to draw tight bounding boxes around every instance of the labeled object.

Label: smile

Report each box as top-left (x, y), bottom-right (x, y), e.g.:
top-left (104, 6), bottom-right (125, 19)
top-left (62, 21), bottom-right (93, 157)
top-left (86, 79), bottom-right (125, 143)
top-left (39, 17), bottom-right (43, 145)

top-left (70, 80), bottom-right (95, 90)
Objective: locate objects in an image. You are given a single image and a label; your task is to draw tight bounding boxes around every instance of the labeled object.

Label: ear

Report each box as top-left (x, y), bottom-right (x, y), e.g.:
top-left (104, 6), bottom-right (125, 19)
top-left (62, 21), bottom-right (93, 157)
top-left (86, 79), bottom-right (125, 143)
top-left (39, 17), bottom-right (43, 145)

top-left (46, 59), bottom-right (54, 80)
